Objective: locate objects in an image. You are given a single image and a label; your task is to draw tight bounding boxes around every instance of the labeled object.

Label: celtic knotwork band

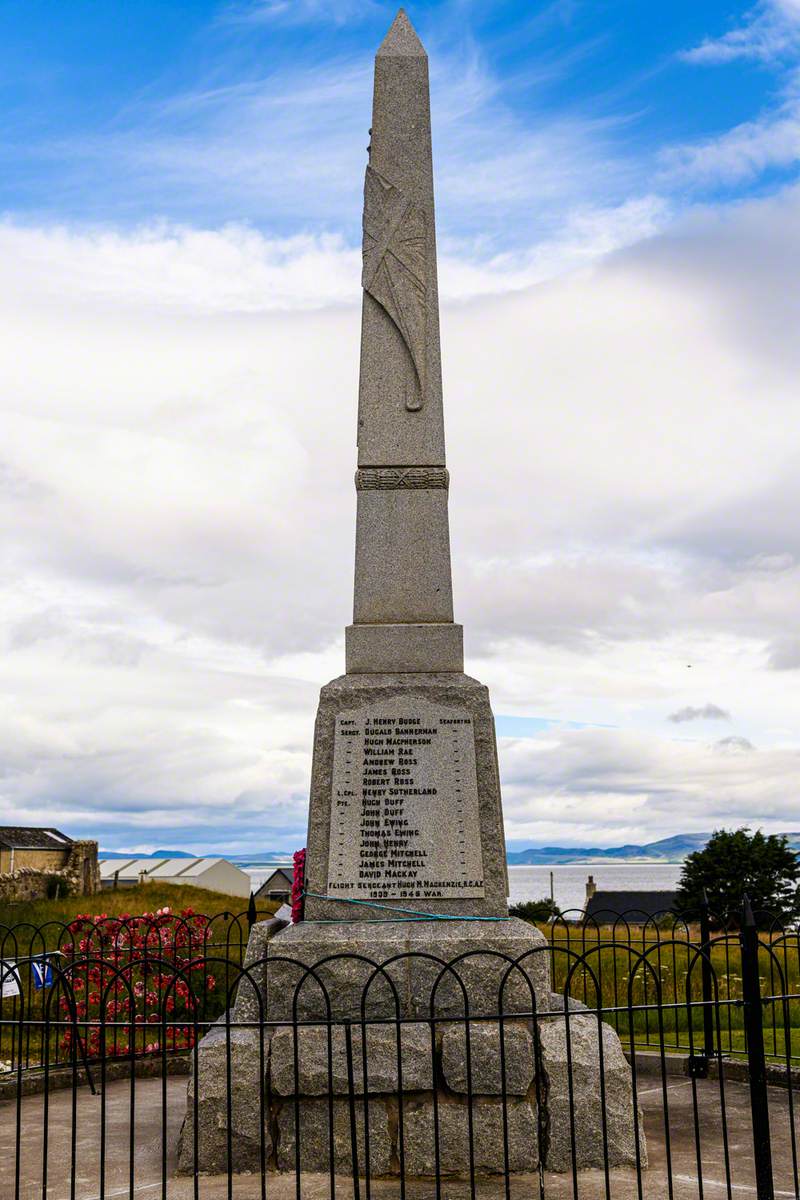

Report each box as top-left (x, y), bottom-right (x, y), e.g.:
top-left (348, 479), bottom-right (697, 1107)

top-left (355, 467), bottom-right (449, 491)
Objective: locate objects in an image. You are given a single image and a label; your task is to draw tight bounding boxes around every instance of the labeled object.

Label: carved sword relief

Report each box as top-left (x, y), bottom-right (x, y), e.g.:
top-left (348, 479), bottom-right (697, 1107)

top-left (362, 165), bottom-right (427, 412)
top-left (355, 467), bottom-right (448, 490)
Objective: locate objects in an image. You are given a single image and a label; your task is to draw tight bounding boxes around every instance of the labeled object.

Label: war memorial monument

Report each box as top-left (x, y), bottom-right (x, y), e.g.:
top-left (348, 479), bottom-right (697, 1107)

top-left (180, 10), bottom-right (643, 1181)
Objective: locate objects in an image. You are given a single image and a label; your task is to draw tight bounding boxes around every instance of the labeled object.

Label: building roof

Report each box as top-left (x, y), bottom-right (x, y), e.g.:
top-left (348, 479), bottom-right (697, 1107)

top-left (0, 827), bottom-right (73, 850)
top-left (584, 891), bottom-right (676, 924)
top-left (254, 868), bottom-right (294, 898)
top-left (98, 856), bottom-right (250, 885)
top-left (99, 859), bottom-right (137, 878)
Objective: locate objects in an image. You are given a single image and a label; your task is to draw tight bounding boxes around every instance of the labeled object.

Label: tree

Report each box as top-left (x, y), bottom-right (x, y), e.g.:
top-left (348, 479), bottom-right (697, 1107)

top-left (674, 828), bottom-right (800, 925)
top-left (509, 897), bottom-right (558, 923)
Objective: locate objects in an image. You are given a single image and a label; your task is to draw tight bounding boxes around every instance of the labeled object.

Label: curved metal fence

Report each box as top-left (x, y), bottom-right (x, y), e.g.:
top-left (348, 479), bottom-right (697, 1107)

top-left (0, 903), bottom-right (798, 1198)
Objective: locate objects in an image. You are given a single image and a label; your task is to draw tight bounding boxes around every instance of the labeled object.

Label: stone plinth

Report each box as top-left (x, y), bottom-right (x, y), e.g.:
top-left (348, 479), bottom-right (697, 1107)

top-left (178, 966), bottom-right (645, 1178)
top-left (402, 1097), bottom-right (540, 1176)
top-left (303, 673), bottom-right (509, 923)
top-left (177, 1022), bottom-right (272, 1175)
top-left (539, 1014), bottom-right (648, 1171)
top-left (270, 1023), bottom-right (434, 1096)
top-left (234, 917), bottom-right (550, 1024)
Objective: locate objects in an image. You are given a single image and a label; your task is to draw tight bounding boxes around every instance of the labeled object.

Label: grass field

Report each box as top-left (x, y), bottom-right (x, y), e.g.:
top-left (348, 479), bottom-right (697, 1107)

top-left (539, 919), bottom-right (800, 1061)
top-left (0, 882), bottom-right (279, 955)
top-left (3, 903), bottom-right (800, 1070)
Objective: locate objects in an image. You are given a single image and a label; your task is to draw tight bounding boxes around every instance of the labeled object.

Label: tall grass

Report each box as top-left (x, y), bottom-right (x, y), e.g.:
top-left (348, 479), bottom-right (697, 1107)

top-left (0, 882), bottom-right (278, 957)
top-left (539, 919), bottom-right (800, 1061)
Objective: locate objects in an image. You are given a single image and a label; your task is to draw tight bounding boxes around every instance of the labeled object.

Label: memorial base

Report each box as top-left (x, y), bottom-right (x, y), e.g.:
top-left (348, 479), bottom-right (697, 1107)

top-left (178, 919), bottom-right (646, 1177)
top-left (234, 916), bottom-right (551, 1022)
top-left (303, 672), bottom-right (509, 921)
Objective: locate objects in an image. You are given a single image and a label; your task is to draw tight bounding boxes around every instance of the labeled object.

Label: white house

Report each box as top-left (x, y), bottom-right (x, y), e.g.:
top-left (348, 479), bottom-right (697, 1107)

top-left (98, 856), bottom-right (250, 898)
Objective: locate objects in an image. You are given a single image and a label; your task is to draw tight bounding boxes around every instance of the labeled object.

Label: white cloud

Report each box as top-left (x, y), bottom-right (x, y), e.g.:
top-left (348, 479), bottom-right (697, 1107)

top-left (0, 195), bottom-right (671, 320)
top-left (0, 183), bottom-right (798, 849)
top-left (499, 727), bottom-right (798, 845)
top-left (768, 636), bottom-right (800, 669)
top-left (10, 23), bottom-right (639, 250)
top-left (681, 1), bottom-right (800, 66)
top-left (222, 0), bottom-right (383, 27)
top-left (661, 100), bottom-right (800, 186)
top-left (670, 2), bottom-right (800, 188)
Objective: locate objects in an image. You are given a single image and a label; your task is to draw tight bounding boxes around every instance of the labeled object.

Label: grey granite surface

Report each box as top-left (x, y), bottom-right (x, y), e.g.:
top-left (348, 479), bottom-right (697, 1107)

top-left (177, 1022), bottom-right (271, 1174)
top-left (402, 1097), bottom-right (539, 1176)
top-left (349, 7), bottom-right (459, 672)
top-left (345, 624), bottom-right (463, 673)
top-left (357, 10), bottom-right (444, 468)
top-left (539, 1014), bottom-right (646, 1171)
top-left (441, 1021), bottom-right (535, 1096)
top-left (304, 673), bottom-right (508, 920)
top-left (236, 917), bottom-right (550, 1022)
top-left (270, 1023), bottom-right (433, 1096)
top-left (276, 1099), bottom-right (392, 1175)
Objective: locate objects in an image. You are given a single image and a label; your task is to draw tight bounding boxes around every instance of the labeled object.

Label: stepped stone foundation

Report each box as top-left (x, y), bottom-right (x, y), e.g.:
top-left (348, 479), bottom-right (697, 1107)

top-left (177, 920), bottom-right (646, 1179)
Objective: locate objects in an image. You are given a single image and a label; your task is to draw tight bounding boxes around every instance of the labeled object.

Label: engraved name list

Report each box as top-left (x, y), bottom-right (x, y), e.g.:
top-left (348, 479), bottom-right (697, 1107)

top-left (327, 698), bottom-right (485, 900)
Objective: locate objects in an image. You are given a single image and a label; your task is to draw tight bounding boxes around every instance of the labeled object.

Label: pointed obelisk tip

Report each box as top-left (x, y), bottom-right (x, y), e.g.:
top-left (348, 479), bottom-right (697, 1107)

top-left (377, 8), bottom-right (426, 57)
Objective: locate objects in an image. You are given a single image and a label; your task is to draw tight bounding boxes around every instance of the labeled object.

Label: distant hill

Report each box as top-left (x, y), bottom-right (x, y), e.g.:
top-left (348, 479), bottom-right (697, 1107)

top-left (98, 848), bottom-right (293, 861)
top-left (99, 849), bottom-right (197, 859)
top-left (507, 832), bottom-right (800, 865)
top-left (225, 852), bottom-right (294, 863)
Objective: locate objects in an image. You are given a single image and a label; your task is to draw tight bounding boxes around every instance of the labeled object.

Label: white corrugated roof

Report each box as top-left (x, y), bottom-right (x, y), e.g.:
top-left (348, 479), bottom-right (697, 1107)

top-left (98, 856), bottom-right (241, 880)
top-left (98, 858), bottom-right (165, 878)
top-left (174, 858), bottom-right (224, 877)
top-left (99, 858), bottom-right (136, 877)
top-left (147, 857), bottom-right (201, 875)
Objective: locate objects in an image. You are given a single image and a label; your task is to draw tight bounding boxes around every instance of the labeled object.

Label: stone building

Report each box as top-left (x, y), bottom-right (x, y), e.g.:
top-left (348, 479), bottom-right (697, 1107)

top-left (253, 867), bottom-right (293, 903)
top-left (584, 876), bottom-right (676, 924)
top-left (0, 827), bottom-right (100, 900)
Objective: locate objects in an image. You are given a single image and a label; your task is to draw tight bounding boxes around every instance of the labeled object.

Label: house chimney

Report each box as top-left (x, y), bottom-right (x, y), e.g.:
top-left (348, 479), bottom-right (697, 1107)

top-left (585, 875), bottom-right (597, 903)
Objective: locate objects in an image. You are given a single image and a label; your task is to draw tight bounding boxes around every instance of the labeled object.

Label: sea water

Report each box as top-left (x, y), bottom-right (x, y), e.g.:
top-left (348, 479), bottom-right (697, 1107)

top-left (246, 862), bottom-right (683, 914)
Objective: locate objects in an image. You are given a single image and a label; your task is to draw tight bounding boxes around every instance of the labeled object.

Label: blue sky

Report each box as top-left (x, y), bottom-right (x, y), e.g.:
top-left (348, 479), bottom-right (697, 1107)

top-left (0, 1), bottom-right (796, 241)
top-left (1, 1), bottom-right (799, 855)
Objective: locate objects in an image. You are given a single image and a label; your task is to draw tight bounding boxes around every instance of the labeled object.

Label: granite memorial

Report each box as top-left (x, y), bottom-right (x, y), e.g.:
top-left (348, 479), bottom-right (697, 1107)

top-left (179, 9), bottom-right (644, 1181)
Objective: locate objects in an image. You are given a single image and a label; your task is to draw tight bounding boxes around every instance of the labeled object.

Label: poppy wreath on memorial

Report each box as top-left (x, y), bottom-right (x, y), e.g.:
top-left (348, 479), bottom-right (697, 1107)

top-left (291, 848), bottom-right (306, 923)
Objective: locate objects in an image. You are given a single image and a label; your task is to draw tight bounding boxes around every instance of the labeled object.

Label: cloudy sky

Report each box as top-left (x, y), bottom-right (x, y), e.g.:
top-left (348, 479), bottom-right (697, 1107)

top-left (1, 0), bottom-right (799, 854)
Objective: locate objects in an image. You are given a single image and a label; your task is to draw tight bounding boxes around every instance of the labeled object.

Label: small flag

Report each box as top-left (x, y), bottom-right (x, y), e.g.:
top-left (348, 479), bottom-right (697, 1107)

top-left (31, 959), bottom-right (53, 990)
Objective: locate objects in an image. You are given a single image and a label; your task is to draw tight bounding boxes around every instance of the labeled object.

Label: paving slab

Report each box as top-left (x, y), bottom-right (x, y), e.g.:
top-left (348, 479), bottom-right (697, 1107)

top-left (1, 1073), bottom-right (799, 1198)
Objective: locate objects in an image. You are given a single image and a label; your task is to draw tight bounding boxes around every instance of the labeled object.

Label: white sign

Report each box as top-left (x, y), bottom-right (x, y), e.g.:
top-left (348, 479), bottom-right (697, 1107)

top-left (0, 961), bottom-right (20, 999)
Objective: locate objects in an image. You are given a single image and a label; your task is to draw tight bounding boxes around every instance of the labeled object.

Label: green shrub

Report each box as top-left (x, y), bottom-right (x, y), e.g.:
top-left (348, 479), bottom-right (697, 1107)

top-left (509, 897), bottom-right (558, 923)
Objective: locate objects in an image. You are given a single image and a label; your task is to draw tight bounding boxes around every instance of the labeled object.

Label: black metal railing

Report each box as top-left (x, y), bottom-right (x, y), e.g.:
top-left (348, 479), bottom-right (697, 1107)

top-left (1, 901), bottom-right (798, 1198)
top-left (0, 907), bottom-right (254, 1075)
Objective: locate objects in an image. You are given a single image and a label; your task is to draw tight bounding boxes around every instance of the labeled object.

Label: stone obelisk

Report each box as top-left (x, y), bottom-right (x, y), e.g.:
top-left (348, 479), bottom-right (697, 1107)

top-left (181, 20), bottom-right (644, 1177)
top-left (346, 8), bottom-right (460, 678)
top-left (300, 9), bottom-right (512, 926)
top-left (250, 6), bottom-right (547, 1001)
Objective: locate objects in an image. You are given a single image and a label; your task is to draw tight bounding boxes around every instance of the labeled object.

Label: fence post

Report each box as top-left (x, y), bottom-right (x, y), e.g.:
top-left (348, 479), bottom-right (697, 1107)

top-left (741, 894), bottom-right (774, 1200)
top-left (696, 889), bottom-right (714, 1074)
top-left (344, 1019), bottom-right (361, 1198)
top-left (247, 892), bottom-right (257, 929)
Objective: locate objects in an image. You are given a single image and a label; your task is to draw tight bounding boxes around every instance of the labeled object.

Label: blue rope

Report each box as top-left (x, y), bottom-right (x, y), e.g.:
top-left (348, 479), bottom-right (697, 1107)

top-left (301, 889), bottom-right (509, 923)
